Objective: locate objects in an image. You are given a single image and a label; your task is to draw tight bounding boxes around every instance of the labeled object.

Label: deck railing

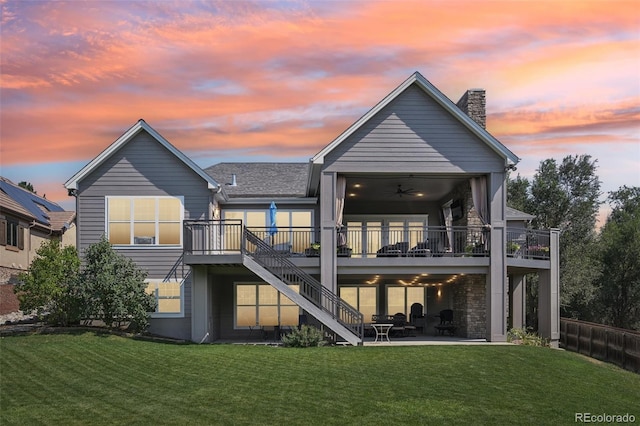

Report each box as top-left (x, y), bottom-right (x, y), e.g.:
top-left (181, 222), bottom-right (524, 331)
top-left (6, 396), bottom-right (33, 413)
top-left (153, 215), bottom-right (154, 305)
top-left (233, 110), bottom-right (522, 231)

top-left (506, 228), bottom-right (551, 260)
top-left (184, 221), bottom-right (550, 261)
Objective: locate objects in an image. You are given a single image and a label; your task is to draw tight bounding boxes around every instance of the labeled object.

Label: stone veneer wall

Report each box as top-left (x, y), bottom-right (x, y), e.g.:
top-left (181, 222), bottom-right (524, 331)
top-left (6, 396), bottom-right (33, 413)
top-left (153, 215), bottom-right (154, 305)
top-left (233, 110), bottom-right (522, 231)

top-left (456, 89), bottom-right (486, 129)
top-left (445, 181), bottom-right (484, 248)
top-left (0, 266), bottom-right (22, 315)
top-left (453, 275), bottom-right (486, 339)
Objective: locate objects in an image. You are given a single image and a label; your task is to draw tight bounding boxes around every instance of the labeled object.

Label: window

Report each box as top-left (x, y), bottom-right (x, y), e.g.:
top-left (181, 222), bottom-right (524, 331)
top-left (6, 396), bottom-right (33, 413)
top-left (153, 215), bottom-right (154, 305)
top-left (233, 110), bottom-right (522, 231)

top-left (224, 209), bottom-right (313, 252)
top-left (235, 283), bottom-right (300, 327)
top-left (345, 216), bottom-right (428, 258)
top-left (386, 286), bottom-right (425, 317)
top-left (339, 286), bottom-right (377, 323)
top-left (146, 280), bottom-right (183, 317)
top-left (106, 196), bottom-right (183, 246)
top-left (0, 217), bottom-right (24, 250)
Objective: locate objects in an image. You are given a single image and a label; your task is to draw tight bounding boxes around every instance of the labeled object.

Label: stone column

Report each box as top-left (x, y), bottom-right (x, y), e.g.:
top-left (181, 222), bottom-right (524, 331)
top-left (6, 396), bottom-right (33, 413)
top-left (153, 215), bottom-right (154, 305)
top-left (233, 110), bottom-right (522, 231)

top-left (453, 275), bottom-right (487, 338)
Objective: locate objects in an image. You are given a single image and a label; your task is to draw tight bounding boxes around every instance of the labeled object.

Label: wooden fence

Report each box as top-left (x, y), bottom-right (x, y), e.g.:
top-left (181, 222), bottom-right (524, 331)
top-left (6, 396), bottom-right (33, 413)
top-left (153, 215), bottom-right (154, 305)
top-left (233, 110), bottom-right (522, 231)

top-left (560, 318), bottom-right (640, 374)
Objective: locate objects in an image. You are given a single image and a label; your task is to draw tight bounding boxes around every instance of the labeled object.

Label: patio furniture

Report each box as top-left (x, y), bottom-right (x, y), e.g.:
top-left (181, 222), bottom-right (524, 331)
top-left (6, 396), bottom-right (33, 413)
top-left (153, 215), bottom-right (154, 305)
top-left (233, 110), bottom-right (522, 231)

top-left (372, 323), bottom-right (393, 342)
top-left (407, 241), bottom-right (431, 257)
top-left (272, 243), bottom-right (292, 254)
top-left (262, 325), bottom-right (280, 340)
top-left (376, 242), bottom-right (409, 257)
top-left (337, 245), bottom-right (353, 257)
top-left (410, 302), bottom-right (425, 333)
top-left (434, 309), bottom-right (457, 336)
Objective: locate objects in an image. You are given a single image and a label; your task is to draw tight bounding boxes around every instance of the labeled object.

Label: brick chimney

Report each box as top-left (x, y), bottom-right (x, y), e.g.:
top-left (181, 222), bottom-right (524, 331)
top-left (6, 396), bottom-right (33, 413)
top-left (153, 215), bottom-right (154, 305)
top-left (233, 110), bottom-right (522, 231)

top-left (456, 89), bottom-right (486, 129)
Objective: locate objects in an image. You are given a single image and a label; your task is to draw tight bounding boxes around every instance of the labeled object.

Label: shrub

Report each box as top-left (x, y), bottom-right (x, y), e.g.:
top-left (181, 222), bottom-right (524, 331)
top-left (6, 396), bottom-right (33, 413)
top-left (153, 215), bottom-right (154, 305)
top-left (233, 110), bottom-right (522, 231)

top-left (281, 325), bottom-right (326, 347)
top-left (508, 328), bottom-right (548, 347)
top-left (15, 240), bottom-right (82, 326)
top-left (78, 236), bottom-right (156, 332)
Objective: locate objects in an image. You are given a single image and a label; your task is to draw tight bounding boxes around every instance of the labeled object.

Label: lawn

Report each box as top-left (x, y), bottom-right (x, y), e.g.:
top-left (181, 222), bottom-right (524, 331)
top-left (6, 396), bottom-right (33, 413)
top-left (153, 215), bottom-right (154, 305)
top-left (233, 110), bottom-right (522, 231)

top-left (1, 331), bottom-right (638, 425)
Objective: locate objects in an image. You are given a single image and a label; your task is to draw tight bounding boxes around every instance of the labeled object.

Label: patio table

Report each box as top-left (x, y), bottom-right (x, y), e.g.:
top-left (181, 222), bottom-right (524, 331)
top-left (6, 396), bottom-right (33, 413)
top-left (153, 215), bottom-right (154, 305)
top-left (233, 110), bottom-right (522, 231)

top-left (372, 323), bottom-right (393, 342)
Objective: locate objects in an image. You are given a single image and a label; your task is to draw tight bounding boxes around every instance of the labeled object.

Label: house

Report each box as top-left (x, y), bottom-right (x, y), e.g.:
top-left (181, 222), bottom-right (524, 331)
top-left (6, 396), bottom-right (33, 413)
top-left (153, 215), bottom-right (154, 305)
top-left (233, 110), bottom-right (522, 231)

top-left (64, 72), bottom-right (559, 346)
top-left (0, 178), bottom-right (76, 315)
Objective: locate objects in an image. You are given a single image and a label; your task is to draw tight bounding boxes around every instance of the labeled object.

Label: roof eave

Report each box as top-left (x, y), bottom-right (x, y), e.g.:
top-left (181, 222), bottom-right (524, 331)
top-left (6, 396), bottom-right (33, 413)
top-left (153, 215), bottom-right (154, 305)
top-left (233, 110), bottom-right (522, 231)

top-left (311, 71), bottom-right (521, 166)
top-left (65, 120), bottom-right (220, 191)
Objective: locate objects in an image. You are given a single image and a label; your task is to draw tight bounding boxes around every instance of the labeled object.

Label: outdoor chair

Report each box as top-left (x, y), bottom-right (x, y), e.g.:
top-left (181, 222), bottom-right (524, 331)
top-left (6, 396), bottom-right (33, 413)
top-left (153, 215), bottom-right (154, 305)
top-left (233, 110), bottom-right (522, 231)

top-left (407, 241), bottom-right (431, 257)
top-left (272, 242), bottom-right (292, 254)
top-left (410, 302), bottom-right (426, 333)
top-left (434, 309), bottom-right (457, 336)
top-left (376, 242), bottom-right (409, 257)
top-left (391, 313), bottom-right (416, 337)
top-left (261, 325), bottom-right (280, 341)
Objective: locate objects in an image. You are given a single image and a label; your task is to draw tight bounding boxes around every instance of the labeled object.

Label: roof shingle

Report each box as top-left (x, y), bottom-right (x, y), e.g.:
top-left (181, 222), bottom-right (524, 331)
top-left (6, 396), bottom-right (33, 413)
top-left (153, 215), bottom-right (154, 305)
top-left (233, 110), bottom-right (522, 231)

top-left (204, 163), bottom-right (309, 198)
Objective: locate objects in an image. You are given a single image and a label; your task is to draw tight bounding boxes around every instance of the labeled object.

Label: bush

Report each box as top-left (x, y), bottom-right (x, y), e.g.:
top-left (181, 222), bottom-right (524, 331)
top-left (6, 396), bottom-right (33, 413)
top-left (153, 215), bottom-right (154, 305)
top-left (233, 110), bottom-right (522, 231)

top-left (281, 325), bottom-right (326, 347)
top-left (15, 240), bottom-right (82, 326)
top-left (78, 236), bottom-right (156, 332)
top-left (508, 328), bottom-right (548, 347)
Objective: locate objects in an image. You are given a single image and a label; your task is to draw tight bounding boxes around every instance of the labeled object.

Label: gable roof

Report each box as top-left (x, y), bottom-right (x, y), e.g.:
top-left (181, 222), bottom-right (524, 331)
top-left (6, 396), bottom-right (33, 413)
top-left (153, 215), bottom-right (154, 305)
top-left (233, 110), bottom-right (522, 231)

top-left (205, 163), bottom-right (309, 198)
top-left (0, 177), bottom-right (66, 226)
top-left (64, 119), bottom-right (219, 191)
top-left (506, 206), bottom-right (535, 221)
top-left (311, 71), bottom-right (520, 166)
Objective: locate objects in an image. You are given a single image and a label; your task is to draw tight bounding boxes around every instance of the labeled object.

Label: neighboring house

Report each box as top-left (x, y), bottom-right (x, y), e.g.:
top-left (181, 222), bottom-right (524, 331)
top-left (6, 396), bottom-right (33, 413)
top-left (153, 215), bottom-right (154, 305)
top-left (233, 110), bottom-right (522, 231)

top-left (65, 72), bottom-right (559, 346)
top-left (0, 178), bottom-right (76, 315)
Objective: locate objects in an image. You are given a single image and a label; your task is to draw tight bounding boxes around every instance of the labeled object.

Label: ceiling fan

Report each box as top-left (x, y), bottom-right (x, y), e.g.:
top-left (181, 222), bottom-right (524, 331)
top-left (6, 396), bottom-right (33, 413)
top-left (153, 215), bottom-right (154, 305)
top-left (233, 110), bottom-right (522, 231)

top-left (395, 184), bottom-right (418, 197)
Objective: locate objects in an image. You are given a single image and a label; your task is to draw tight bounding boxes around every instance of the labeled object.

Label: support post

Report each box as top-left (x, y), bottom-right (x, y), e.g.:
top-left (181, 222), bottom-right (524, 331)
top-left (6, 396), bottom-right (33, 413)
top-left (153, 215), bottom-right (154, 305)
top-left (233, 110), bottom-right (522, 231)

top-left (191, 265), bottom-right (212, 343)
top-left (319, 171), bottom-right (338, 294)
top-left (511, 274), bottom-right (526, 330)
top-left (487, 172), bottom-right (507, 342)
top-left (538, 228), bottom-right (560, 348)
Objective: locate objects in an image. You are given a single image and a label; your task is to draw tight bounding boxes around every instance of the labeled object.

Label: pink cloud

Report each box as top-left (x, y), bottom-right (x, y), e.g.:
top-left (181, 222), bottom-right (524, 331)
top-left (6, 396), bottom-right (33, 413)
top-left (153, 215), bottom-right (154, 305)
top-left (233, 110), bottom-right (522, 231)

top-left (0, 0), bottom-right (638, 207)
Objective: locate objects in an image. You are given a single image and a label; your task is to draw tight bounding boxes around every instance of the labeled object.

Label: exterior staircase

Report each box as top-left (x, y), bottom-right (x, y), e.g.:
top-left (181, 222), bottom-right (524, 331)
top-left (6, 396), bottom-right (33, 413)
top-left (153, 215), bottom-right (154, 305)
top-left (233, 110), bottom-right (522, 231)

top-left (243, 228), bottom-right (363, 346)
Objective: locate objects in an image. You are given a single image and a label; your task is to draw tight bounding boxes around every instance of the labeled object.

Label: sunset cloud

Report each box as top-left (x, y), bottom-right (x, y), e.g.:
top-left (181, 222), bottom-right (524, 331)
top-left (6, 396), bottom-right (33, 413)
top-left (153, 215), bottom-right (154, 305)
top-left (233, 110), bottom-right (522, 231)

top-left (1, 0), bottom-right (638, 211)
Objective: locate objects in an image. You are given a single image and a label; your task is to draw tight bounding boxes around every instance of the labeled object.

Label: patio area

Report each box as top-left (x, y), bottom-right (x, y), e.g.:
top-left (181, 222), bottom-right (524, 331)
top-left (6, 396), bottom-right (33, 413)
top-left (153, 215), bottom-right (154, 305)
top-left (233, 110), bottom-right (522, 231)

top-left (222, 332), bottom-right (512, 346)
top-left (362, 335), bottom-right (512, 346)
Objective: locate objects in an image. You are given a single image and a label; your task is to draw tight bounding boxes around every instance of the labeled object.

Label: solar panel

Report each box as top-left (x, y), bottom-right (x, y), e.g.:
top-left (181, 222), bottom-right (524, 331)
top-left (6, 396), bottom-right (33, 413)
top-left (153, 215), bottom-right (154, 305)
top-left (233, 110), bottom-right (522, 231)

top-left (0, 181), bottom-right (64, 226)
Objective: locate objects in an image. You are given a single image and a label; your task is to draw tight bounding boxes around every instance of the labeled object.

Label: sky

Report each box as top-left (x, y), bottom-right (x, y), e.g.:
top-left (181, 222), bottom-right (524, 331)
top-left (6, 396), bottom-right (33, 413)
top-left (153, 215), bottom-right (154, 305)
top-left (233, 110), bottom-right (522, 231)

top-left (1, 0), bottom-right (639, 224)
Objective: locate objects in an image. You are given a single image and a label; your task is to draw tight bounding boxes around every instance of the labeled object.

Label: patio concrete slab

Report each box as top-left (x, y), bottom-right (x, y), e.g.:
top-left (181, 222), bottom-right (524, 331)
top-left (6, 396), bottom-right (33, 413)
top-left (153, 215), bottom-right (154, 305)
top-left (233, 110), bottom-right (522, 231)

top-left (363, 337), bottom-right (513, 346)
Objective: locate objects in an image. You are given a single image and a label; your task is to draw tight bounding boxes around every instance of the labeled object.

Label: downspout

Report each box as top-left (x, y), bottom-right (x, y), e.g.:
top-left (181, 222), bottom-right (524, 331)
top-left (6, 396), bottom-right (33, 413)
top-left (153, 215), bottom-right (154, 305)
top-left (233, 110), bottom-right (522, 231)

top-left (27, 220), bottom-right (37, 267)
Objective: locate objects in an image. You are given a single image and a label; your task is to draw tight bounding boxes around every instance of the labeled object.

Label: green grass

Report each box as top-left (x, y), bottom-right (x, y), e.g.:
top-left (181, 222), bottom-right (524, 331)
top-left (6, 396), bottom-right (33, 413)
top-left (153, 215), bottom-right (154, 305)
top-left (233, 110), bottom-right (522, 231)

top-left (1, 332), bottom-right (638, 425)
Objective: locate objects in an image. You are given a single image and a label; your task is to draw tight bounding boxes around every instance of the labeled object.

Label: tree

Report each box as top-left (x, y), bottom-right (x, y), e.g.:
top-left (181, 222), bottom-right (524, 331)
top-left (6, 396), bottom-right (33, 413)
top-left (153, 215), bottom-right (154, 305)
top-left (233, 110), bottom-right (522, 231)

top-left (594, 186), bottom-right (640, 330)
top-left (506, 172), bottom-right (531, 213)
top-left (18, 181), bottom-right (36, 193)
top-left (530, 155), bottom-right (602, 318)
top-left (78, 236), bottom-right (156, 331)
top-left (507, 155), bottom-right (602, 322)
top-left (507, 173), bottom-right (539, 328)
top-left (15, 240), bottom-right (81, 326)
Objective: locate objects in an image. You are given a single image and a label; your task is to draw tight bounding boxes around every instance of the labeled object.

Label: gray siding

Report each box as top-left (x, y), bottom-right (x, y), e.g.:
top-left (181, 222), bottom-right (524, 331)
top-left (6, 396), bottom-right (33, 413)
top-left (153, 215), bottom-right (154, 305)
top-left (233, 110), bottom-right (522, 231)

top-left (324, 84), bottom-right (504, 173)
top-left (75, 130), bottom-right (213, 319)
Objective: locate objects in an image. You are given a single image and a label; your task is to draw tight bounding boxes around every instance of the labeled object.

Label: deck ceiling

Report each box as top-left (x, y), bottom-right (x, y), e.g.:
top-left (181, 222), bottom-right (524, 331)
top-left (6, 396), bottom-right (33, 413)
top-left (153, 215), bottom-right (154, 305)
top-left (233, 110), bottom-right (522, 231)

top-left (344, 174), bottom-right (470, 202)
top-left (338, 273), bottom-right (467, 287)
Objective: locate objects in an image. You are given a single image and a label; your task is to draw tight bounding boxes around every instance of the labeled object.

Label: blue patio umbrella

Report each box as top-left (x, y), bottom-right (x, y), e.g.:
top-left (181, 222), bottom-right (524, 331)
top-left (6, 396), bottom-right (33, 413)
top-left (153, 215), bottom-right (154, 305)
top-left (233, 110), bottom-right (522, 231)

top-left (268, 202), bottom-right (278, 238)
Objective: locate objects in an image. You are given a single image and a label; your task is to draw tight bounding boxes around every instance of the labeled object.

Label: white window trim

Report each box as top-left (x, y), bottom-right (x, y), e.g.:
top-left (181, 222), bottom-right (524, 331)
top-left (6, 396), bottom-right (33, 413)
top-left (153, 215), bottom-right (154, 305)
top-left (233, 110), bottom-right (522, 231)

top-left (146, 279), bottom-right (185, 318)
top-left (105, 196), bottom-right (184, 248)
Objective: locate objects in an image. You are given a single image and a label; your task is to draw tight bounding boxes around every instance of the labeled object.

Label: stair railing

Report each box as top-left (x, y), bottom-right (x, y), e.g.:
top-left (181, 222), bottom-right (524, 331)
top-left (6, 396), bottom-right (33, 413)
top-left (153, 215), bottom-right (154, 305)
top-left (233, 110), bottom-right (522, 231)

top-left (243, 228), bottom-right (363, 339)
